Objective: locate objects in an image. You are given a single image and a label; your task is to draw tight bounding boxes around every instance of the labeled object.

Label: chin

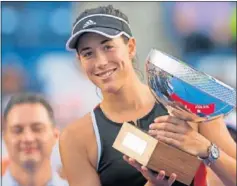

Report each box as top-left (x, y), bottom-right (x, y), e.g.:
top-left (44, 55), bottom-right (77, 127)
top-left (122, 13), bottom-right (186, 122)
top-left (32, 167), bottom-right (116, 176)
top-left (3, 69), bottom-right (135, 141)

top-left (102, 84), bottom-right (121, 94)
top-left (22, 160), bottom-right (40, 172)
top-left (20, 154), bottom-right (41, 164)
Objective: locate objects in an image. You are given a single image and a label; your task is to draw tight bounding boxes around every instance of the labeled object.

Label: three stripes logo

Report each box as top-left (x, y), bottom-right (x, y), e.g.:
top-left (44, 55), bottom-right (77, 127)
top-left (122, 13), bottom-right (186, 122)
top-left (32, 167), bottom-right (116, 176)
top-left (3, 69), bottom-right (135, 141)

top-left (83, 20), bottom-right (96, 29)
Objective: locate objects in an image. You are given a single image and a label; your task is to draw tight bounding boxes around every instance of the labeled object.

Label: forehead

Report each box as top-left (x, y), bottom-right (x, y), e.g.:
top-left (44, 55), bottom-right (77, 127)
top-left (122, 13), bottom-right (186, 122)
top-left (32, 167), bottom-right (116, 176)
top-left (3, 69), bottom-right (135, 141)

top-left (77, 33), bottom-right (109, 48)
top-left (77, 33), bottom-right (123, 51)
top-left (6, 103), bottom-right (52, 127)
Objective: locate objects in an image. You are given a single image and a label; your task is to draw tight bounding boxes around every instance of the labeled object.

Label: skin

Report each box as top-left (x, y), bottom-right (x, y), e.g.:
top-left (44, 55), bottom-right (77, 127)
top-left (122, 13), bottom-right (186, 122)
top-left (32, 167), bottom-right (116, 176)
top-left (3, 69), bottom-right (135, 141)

top-left (59, 32), bottom-right (176, 186)
top-left (206, 167), bottom-right (225, 186)
top-left (128, 108), bottom-right (236, 186)
top-left (59, 32), bottom-right (236, 186)
top-left (3, 103), bottom-right (59, 186)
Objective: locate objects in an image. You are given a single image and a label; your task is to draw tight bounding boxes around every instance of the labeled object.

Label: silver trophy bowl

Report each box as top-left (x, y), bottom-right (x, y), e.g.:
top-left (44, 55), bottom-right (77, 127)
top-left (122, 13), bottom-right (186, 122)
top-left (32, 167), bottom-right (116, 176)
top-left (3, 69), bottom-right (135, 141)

top-left (146, 49), bottom-right (236, 122)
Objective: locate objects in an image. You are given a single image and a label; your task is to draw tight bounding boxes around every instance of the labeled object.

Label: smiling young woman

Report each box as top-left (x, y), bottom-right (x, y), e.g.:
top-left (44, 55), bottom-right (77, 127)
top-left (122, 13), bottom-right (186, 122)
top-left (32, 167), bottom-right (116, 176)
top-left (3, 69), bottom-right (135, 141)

top-left (59, 5), bottom-right (236, 186)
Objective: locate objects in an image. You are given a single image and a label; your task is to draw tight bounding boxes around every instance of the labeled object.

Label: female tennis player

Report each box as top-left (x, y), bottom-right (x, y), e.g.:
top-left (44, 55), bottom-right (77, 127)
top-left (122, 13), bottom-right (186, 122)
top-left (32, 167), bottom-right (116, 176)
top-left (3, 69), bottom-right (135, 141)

top-left (59, 5), bottom-right (236, 186)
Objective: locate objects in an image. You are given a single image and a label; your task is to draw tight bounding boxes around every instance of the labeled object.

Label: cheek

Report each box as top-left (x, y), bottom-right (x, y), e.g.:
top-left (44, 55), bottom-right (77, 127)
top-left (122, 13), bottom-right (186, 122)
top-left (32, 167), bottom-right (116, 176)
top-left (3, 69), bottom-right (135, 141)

top-left (5, 136), bottom-right (19, 147)
top-left (81, 63), bottom-right (94, 77)
top-left (41, 133), bottom-right (54, 143)
top-left (5, 138), bottom-right (20, 156)
top-left (117, 50), bottom-right (131, 67)
top-left (40, 132), bottom-right (56, 145)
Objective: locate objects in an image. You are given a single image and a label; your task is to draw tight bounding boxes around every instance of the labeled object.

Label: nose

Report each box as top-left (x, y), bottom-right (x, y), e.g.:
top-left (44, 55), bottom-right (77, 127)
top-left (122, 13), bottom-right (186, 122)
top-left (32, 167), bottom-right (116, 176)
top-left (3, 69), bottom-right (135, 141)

top-left (22, 129), bottom-right (35, 143)
top-left (95, 50), bottom-right (108, 68)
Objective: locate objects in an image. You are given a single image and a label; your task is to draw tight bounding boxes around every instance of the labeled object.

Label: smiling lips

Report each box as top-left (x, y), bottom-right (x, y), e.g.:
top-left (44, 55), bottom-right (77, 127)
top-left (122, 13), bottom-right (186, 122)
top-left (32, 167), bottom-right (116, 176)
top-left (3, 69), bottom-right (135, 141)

top-left (22, 148), bottom-right (38, 154)
top-left (95, 68), bottom-right (117, 79)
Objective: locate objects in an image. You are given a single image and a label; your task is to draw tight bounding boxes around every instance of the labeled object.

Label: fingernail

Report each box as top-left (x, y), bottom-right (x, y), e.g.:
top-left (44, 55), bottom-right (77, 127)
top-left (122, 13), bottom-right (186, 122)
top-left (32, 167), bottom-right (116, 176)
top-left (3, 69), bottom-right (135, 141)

top-left (171, 173), bottom-right (177, 178)
top-left (154, 118), bottom-right (160, 122)
top-left (149, 124), bottom-right (154, 129)
top-left (148, 130), bottom-right (151, 134)
top-left (141, 166), bottom-right (147, 172)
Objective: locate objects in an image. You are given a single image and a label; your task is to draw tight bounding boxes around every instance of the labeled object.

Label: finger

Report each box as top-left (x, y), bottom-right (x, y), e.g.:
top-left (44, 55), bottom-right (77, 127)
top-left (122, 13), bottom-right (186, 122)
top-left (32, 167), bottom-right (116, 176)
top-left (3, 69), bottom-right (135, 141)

top-left (170, 108), bottom-right (196, 121)
top-left (168, 173), bottom-right (177, 186)
top-left (123, 155), bottom-right (128, 160)
top-left (172, 101), bottom-right (190, 112)
top-left (154, 115), bottom-right (188, 126)
top-left (149, 123), bottom-right (185, 134)
top-left (156, 135), bottom-right (181, 148)
top-left (148, 129), bottom-right (157, 136)
top-left (156, 170), bottom-right (165, 180)
top-left (140, 166), bottom-right (157, 183)
top-left (123, 155), bottom-right (130, 163)
top-left (156, 130), bottom-right (183, 141)
top-left (124, 157), bottom-right (142, 171)
top-left (123, 156), bottom-right (137, 165)
top-left (128, 157), bottom-right (138, 165)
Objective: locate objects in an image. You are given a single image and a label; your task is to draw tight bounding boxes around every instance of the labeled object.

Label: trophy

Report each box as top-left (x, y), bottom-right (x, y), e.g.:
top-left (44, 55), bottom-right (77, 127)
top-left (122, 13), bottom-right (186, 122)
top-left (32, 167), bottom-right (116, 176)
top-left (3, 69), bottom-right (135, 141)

top-left (145, 49), bottom-right (236, 122)
top-left (113, 49), bottom-right (236, 185)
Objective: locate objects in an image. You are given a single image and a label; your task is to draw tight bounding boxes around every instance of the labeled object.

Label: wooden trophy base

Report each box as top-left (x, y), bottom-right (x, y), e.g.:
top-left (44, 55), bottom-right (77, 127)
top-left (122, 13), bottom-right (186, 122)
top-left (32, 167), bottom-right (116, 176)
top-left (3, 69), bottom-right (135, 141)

top-left (112, 122), bottom-right (201, 186)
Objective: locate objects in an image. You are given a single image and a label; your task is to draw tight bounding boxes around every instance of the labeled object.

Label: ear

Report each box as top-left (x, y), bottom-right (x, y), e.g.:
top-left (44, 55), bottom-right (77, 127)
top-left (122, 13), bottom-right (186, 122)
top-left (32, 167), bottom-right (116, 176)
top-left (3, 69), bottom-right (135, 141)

top-left (53, 128), bottom-right (60, 140)
top-left (128, 38), bottom-right (136, 60)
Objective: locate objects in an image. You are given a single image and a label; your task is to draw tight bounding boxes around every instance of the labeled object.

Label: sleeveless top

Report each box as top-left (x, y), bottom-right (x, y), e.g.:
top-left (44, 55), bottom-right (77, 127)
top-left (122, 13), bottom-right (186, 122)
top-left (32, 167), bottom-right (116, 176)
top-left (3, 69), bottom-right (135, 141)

top-left (90, 103), bottom-right (207, 186)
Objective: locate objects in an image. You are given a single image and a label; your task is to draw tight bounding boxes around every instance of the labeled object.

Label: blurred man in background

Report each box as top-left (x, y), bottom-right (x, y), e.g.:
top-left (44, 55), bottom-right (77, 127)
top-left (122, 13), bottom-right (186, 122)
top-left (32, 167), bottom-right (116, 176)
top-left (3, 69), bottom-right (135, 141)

top-left (2, 93), bottom-right (68, 186)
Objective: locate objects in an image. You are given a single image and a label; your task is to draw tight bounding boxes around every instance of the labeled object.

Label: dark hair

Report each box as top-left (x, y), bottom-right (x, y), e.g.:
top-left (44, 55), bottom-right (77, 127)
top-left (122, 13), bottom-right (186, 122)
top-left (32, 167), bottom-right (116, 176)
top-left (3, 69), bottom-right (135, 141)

top-left (73, 5), bottom-right (130, 27)
top-left (3, 93), bottom-right (55, 129)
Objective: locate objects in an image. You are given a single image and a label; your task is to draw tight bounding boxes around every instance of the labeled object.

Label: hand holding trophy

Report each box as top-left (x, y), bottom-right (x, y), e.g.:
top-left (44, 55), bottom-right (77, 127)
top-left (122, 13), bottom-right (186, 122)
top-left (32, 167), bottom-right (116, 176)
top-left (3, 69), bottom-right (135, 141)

top-left (113, 49), bottom-right (236, 185)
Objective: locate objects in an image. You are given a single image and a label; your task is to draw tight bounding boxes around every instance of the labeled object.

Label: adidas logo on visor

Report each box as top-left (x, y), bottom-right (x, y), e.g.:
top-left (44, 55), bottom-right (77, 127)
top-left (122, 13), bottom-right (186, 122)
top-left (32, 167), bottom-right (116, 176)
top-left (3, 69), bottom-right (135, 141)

top-left (83, 20), bottom-right (96, 29)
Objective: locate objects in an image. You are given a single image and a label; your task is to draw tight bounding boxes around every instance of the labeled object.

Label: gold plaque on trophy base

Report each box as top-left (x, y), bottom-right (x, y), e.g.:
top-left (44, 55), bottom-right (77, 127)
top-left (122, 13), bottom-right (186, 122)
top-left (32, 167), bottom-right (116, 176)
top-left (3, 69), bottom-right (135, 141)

top-left (112, 122), bottom-right (201, 186)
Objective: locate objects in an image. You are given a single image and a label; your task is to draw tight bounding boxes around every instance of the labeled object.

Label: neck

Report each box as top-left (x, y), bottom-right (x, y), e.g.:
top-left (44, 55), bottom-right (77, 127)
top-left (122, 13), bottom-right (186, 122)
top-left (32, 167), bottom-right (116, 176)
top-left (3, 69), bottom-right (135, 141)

top-left (101, 73), bottom-right (155, 113)
top-left (9, 160), bottom-right (52, 186)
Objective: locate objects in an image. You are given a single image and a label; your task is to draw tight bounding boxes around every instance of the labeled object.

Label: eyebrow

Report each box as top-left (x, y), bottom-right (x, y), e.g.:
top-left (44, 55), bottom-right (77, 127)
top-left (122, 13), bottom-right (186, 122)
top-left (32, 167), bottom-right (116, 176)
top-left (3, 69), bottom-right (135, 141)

top-left (31, 122), bottom-right (44, 127)
top-left (10, 124), bottom-right (22, 128)
top-left (79, 39), bottom-right (112, 54)
top-left (10, 122), bottom-right (44, 128)
top-left (101, 39), bottom-right (111, 44)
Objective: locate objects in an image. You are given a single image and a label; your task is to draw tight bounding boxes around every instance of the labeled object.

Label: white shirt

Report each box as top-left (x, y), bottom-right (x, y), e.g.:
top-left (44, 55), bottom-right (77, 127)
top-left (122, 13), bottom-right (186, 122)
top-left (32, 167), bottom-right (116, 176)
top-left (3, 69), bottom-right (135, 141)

top-left (2, 169), bottom-right (68, 186)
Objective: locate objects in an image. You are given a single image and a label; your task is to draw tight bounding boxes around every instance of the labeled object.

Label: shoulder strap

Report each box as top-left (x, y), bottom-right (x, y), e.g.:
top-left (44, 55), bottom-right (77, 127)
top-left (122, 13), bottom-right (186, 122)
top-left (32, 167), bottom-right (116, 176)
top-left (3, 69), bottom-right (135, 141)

top-left (90, 110), bottom-right (102, 171)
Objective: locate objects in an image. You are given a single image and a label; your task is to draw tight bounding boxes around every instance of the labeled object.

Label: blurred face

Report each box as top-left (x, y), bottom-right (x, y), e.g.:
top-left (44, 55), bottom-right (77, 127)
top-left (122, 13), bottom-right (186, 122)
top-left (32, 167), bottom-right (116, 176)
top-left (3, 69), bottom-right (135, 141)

top-left (3, 103), bottom-right (58, 169)
top-left (77, 33), bottom-right (136, 93)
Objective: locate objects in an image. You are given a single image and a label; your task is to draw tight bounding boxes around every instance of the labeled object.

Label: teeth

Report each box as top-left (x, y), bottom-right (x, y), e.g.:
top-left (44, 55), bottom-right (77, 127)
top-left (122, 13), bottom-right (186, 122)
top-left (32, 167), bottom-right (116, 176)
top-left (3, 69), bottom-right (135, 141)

top-left (98, 70), bottom-right (114, 78)
top-left (107, 71), bottom-right (112, 76)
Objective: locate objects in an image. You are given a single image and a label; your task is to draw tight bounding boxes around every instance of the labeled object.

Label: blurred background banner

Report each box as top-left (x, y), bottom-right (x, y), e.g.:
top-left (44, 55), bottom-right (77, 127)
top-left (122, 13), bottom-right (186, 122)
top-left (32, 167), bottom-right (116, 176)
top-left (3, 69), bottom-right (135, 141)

top-left (1, 1), bottom-right (236, 183)
top-left (1, 2), bottom-right (101, 130)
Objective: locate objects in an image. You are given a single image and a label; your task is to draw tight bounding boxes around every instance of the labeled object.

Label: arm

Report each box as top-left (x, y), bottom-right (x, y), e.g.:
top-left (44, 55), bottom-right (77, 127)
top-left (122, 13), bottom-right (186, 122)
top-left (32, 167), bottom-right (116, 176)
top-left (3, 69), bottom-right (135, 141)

top-left (148, 114), bottom-right (236, 186)
top-left (199, 116), bottom-right (236, 186)
top-left (206, 167), bottom-right (225, 186)
top-left (59, 121), bottom-right (101, 186)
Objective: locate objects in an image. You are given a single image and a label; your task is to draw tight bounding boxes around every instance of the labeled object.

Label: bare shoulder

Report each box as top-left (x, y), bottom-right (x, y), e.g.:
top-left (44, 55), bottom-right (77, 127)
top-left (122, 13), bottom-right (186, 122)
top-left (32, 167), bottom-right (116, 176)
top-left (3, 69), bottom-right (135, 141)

top-left (59, 112), bottom-right (98, 167)
top-left (60, 113), bottom-right (92, 145)
top-left (59, 113), bottom-right (101, 185)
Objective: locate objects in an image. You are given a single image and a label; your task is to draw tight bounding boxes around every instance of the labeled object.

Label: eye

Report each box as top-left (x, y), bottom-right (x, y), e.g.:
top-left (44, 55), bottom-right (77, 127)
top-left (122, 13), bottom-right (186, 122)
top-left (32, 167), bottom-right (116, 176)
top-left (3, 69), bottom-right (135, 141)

top-left (32, 124), bottom-right (45, 133)
top-left (83, 51), bottom-right (93, 58)
top-left (104, 45), bottom-right (114, 51)
top-left (32, 127), bottom-right (44, 133)
top-left (11, 126), bottom-right (23, 134)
